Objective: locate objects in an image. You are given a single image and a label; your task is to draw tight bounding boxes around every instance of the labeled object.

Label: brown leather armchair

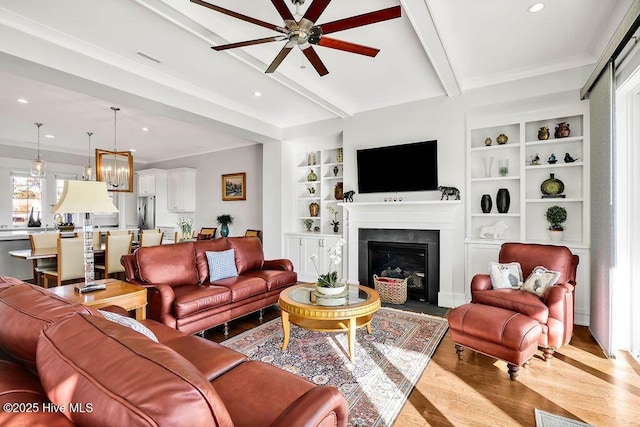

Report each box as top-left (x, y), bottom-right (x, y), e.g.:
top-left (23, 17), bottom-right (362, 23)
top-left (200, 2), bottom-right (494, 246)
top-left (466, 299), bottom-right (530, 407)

top-left (470, 242), bottom-right (579, 359)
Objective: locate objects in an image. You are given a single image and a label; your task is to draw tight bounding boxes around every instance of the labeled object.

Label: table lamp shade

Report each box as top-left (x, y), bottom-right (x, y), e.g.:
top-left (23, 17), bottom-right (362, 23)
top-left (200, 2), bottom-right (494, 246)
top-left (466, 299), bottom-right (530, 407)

top-left (52, 181), bottom-right (118, 214)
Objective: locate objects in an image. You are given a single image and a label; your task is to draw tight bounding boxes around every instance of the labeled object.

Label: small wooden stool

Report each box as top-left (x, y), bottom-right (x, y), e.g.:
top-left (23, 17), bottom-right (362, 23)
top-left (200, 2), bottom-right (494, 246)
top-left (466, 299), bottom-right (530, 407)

top-left (448, 303), bottom-right (542, 380)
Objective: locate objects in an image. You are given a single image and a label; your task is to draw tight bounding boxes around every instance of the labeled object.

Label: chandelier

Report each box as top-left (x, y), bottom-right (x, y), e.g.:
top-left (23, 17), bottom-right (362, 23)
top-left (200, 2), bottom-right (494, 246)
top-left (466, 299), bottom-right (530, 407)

top-left (96, 106), bottom-right (133, 192)
top-left (30, 122), bottom-right (46, 177)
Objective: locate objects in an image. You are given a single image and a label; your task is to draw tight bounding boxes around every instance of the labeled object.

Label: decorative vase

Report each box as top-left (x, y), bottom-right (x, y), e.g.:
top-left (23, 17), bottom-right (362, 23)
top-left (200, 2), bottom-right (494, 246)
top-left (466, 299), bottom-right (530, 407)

top-left (334, 182), bottom-right (343, 200)
top-left (555, 122), bottom-right (570, 138)
top-left (481, 194), bottom-right (492, 213)
top-left (220, 223), bottom-right (229, 237)
top-left (483, 156), bottom-right (494, 177)
top-left (540, 173), bottom-right (565, 197)
top-left (498, 158), bottom-right (509, 176)
top-left (484, 137), bottom-right (492, 146)
top-left (333, 166), bottom-right (339, 176)
top-left (496, 134), bottom-right (508, 145)
top-left (316, 283), bottom-right (346, 296)
top-left (307, 169), bottom-right (317, 182)
top-left (336, 148), bottom-right (343, 163)
top-left (309, 202), bottom-right (319, 217)
top-left (496, 188), bottom-right (510, 213)
top-left (549, 230), bottom-right (563, 242)
top-left (538, 126), bottom-right (550, 140)
top-left (333, 224), bottom-right (339, 233)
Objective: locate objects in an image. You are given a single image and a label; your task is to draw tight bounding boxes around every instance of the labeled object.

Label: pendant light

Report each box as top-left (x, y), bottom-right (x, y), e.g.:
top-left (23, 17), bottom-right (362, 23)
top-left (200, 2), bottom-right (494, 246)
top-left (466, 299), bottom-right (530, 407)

top-left (96, 106), bottom-right (133, 192)
top-left (30, 122), bottom-right (46, 177)
top-left (83, 132), bottom-right (94, 181)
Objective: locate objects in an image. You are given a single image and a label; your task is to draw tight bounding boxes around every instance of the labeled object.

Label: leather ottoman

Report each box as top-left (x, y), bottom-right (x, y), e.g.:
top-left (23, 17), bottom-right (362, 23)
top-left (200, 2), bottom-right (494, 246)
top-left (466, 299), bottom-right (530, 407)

top-left (448, 303), bottom-right (542, 380)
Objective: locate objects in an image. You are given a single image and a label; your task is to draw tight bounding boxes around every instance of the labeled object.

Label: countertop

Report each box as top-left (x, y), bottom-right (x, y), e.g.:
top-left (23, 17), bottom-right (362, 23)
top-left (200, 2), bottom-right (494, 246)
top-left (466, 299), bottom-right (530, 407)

top-left (0, 227), bottom-right (138, 241)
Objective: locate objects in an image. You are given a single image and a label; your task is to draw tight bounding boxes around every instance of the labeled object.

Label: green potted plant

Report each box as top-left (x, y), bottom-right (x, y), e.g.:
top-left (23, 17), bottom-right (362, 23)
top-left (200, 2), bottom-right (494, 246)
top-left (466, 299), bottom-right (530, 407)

top-left (546, 205), bottom-right (567, 242)
top-left (217, 214), bottom-right (234, 237)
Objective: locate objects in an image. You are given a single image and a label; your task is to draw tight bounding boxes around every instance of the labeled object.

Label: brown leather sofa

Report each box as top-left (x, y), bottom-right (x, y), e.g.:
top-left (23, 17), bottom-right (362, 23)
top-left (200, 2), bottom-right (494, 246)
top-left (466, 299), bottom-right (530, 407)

top-left (0, 277), bottom-right (348, 426)
top-left (121, 237), bottom-right (297, 335)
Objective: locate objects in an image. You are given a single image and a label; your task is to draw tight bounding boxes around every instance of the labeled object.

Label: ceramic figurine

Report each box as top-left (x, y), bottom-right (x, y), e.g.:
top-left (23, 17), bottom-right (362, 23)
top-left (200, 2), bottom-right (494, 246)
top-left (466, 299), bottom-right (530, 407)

top-left (530, 153), bottom-right (541, 165)
top-left (548, 153), bottom-right (557, 164)
top-left (484, 137), bottom-right (492, 146)
top-left (564, 152), bottom-right (577, 163)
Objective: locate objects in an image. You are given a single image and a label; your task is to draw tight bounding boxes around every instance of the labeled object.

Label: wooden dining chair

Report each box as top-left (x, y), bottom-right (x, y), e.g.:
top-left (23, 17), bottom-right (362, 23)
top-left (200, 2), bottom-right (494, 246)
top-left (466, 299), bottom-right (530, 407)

top-left (139, 229), bottom-right (163, 247)
top-left (75, 231), bottom-right (102, 250)
top-left (107, 230), bottom-right (131, 236)
top-left (244, 229), bottom-right (262, 241)
top-left (43, 237), bottom-right (85, 288)
top-left (200, 227), bottom-right (217, 237)
top-left (95, 233), bottom-right (133, 280)
top-left (29, 232), bottom-right (59, 287)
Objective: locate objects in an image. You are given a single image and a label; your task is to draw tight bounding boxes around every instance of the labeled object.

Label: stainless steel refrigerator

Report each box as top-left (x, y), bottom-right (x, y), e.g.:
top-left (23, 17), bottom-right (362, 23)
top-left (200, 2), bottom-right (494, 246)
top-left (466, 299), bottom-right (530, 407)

top-left (137, 196), bottom-right (155, 230)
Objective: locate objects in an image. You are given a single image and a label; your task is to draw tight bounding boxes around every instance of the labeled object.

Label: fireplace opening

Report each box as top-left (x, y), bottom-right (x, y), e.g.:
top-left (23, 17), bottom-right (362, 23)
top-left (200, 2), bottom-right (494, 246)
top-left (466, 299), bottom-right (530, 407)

top-left (358, 229), bottom-right (439, 305)
top-left (368, 241), bottom-right (428, 302)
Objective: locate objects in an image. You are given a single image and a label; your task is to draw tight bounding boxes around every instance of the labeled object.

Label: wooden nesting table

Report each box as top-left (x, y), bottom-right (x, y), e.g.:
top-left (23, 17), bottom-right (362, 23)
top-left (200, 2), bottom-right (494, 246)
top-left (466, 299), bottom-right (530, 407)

top-left (47, 278), bottom-right (147, 320)
top-left (278, 284), bottom-right (381, 362)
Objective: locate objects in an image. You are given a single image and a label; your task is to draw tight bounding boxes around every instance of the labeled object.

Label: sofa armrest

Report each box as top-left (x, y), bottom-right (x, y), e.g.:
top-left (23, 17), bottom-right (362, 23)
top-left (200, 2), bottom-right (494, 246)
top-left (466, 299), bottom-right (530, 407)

top-left (544, 282), bottom-right (575, 347)
top-left (263, 259), bottom-right (294, 272)
top-left (269, 385), bottom-right (347, 427)
top-left (471, 274), bottom-right (492, 292)
top-left (121, 253), bottom-right (138, 282)
top-left (144, 283), bottom-right (178, 329)
top-left (98, 305), bottom-right (131, 317)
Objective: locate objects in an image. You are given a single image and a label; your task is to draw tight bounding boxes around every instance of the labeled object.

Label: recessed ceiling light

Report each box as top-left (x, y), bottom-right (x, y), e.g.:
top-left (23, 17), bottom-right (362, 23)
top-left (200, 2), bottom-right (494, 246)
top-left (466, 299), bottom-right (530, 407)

top-left (17, 98), bottom-right (29, 104)
top-left (142, 127), bottom-right (149, 132)
top-left (44, 134), bottom-right (55, 139)
top-left (528, 3), bottom-right (545, 13)
top-left (254, 91), bottom-right (261, 97)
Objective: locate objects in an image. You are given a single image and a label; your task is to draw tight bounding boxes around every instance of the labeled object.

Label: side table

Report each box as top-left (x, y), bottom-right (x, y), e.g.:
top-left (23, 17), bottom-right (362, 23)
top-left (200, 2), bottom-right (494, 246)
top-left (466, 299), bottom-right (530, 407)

top-left (47, 278), bottom-right (147, 320)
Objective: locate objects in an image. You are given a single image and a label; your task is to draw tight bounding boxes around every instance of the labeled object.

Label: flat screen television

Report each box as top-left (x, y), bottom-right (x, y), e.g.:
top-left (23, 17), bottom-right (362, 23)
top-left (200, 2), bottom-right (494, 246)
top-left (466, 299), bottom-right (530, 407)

top-left (357, 140), bottom-right (438, 193)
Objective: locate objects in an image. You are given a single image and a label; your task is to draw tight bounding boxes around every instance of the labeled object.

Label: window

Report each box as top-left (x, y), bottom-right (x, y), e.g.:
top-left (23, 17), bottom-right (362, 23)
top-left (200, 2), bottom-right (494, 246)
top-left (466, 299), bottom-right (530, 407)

top-left (11, 172), bottom-right (43, 227)
top-left (55, 173), bottom-right (78, 203)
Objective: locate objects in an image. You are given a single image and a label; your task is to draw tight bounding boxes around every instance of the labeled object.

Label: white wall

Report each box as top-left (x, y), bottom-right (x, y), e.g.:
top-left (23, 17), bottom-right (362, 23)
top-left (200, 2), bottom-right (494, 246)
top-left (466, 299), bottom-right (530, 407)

top-left (147, 144), bottom-right (263, 238)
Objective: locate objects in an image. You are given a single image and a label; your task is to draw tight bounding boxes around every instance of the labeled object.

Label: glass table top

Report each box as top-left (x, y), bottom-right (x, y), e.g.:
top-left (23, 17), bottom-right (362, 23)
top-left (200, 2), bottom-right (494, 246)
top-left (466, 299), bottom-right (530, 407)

top-left (288, 284), bottom-right (372, 307)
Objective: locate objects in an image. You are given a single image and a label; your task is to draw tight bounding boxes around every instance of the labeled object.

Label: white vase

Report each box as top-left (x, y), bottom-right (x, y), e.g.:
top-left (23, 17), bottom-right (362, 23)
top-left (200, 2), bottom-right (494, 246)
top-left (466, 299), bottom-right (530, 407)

top-left (549, 230), bottom-right (563, 242)
top-left (315, 284), bottom-right (346, 296)
top-left (483, 156), bottom-right (494, 177)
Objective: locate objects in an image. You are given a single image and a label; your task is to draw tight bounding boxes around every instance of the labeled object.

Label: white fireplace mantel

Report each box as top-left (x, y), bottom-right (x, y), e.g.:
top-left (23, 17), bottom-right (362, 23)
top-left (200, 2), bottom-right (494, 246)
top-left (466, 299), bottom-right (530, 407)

top-left (339, 200), bottom-right (463, 307)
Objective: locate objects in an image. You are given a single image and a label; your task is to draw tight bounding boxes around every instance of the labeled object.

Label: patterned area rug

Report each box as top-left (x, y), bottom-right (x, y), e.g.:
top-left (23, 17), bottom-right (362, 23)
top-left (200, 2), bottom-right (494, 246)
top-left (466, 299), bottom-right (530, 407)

top-left (223, 307), bottom-right (448, 427)
top-left (534, 409), bottom-right (593, 427)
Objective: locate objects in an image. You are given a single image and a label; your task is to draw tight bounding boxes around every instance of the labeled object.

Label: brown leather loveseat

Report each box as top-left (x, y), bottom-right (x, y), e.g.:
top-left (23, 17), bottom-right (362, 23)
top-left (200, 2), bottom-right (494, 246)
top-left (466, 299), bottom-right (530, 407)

top-left (121, 237), bottom-right (297, 335)
top-left (0, 276), bottom-right (348, 426)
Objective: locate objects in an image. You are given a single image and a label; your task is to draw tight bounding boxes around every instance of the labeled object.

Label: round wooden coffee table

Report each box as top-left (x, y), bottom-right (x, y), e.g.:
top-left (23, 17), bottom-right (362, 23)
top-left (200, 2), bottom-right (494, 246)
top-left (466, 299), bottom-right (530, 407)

top-left (278, 284), bottom-right (381, 362)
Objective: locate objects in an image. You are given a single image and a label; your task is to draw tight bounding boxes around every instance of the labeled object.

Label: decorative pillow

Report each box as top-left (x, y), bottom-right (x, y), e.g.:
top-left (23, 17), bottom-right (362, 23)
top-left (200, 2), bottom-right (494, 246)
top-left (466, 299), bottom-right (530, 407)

top-left (521, 266), bottom-right (561, 297)
top-left (98, 309), bottom-right (158, 342)
top-left (489, 262), bottom-right (523, 289)
top-left (206, 249), bottom-right (238, 282)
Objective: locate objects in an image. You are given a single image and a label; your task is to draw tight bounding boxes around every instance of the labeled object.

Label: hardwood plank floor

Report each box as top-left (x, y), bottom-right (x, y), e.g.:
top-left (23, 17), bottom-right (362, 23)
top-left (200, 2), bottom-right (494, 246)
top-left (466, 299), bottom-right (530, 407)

top-left (206, 306), bottom-right (640, 427)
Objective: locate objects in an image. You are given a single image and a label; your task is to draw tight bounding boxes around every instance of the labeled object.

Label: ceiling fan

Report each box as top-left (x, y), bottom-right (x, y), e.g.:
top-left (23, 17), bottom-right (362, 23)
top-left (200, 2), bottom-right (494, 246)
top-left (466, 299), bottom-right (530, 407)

top-left (190, 0), bottom-right (401, 76)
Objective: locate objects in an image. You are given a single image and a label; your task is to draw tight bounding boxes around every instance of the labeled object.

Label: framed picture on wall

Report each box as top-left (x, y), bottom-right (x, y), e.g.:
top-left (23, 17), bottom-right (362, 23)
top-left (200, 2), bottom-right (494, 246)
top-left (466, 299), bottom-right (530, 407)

top-left (222, 172), bottom-right (246, 201)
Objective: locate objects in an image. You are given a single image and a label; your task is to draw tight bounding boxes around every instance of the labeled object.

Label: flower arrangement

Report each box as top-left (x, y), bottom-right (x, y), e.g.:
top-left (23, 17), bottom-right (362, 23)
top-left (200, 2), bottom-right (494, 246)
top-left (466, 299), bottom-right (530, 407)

top-left (310, 239), bottom-right (345, 288)
top-left (327, 205), bottom-right (339, 230)
top-left (177, 217), bottom-right (194, 239)
top-left (216, 214), bottom-right (234, 226)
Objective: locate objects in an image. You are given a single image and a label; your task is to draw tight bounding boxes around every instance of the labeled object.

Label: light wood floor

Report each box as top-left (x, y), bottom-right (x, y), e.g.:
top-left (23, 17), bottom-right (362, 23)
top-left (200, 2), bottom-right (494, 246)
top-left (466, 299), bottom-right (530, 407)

top-left (208, 306), bottom-right (640, 427)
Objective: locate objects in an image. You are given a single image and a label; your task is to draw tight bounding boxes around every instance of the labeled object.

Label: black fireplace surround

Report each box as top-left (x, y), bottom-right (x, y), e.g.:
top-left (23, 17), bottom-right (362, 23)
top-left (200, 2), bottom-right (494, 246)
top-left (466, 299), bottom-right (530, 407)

top-left (358, 229), bottom-right (439, 304)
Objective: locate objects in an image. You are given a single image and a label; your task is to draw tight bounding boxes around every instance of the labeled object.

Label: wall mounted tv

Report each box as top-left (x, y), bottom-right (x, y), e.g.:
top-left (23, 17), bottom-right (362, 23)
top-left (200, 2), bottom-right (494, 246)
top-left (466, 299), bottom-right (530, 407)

top-left (357, 140), bottom-right (438, 194)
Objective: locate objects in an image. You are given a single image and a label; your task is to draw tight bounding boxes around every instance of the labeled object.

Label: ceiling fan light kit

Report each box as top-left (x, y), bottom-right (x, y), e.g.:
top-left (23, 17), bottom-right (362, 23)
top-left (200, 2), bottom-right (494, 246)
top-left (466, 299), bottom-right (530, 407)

top-left (191, 0), bottom-right (401, 76)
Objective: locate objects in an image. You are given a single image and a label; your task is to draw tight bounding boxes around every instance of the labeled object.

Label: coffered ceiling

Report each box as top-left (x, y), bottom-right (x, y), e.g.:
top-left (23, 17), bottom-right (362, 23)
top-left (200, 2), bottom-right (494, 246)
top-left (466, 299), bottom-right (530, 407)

top-left (0, 0), bottom-right (629, 163)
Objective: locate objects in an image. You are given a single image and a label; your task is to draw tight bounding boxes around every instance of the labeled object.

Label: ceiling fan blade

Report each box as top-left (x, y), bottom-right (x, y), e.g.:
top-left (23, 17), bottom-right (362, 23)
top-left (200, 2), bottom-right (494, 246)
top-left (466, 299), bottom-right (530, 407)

top-left (302, 46), bottom-right (329, 76)
top-left (317, 37), bottom-right (379, 57)
top-left (320, 6), bottom-right (401, 35)
top-left (265, 45), bottom-right (294, 73)
top-left (190, 0), bottom-right (287, 34)
top-left (271, 0), bottom-right (295, 22)
top-left (213, 36), bottom-right (284, 51)
top-left (303, 0), bottom-right (331, 24)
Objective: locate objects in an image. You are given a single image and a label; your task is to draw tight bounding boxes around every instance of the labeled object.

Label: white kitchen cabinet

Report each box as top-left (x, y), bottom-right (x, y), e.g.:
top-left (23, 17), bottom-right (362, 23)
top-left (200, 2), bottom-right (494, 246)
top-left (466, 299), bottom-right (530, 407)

top-left (167, 168), bottom-right (196, 212)
top-left (285, 233), bottom-right (342, 282)
top-left (136, 170), bottom-right (157, 195)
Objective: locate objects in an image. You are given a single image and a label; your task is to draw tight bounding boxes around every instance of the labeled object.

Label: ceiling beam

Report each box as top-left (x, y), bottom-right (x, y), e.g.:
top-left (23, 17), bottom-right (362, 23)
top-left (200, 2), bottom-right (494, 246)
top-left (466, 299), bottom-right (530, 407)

top-left (400, 0), bottom-right (461, 97)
